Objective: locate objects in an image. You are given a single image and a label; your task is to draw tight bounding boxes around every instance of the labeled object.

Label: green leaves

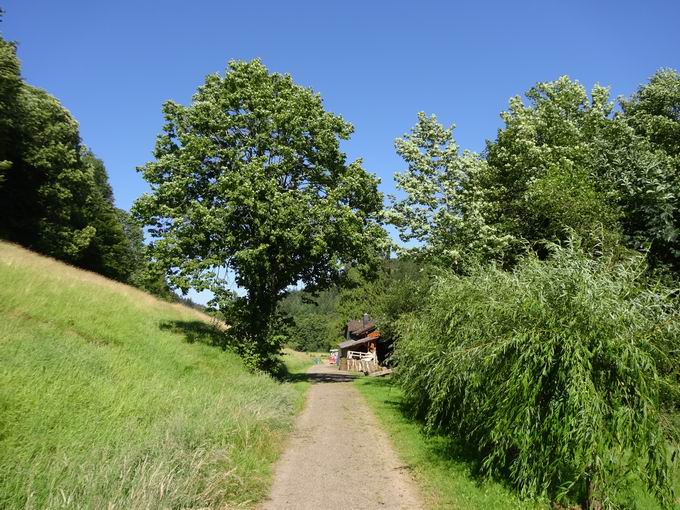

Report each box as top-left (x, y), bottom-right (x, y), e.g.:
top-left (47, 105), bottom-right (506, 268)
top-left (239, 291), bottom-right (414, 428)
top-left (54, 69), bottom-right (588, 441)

top-left (621, 69), bottom-right (680, 159)
top-left (394, 243), bottom-right (679, 507)
top-left (134, 59), bottom-right (386, 369)
top-left (389, 112), bottom-right (510, 270)
top-left (0, 30), bottom-right (145, 286)
top-left (392, 72), bottom-right (680, 274)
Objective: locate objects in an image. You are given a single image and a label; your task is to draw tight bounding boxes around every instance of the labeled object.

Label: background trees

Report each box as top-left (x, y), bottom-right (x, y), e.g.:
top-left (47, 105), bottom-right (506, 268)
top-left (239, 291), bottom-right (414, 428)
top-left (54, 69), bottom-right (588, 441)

top-left (0, 30), bottom-right (144, 286)
top-left (278, 289), bottom-right (343, 352)
top-left (620, 69), bottom-right (680, 270)
top-left (386, 71), bottom-right (680, 508)
top-left (0, 23), bottom-right (20, 181)
top-left (134, 60), bottom-right (386, 369)
top-left (391, 72), bottom-right (680, 274)
top-left (484, 74), bottom-right (678, 270)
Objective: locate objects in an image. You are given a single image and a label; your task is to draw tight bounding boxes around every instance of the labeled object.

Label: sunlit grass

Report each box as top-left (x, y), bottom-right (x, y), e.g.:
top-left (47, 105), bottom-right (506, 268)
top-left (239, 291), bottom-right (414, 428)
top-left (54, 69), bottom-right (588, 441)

top-left (355, 376), bottom-right (546, 510)
top-left (0, 242), bottom-right (302, 509)
top-left (356, 376), bottom-right (680, 509)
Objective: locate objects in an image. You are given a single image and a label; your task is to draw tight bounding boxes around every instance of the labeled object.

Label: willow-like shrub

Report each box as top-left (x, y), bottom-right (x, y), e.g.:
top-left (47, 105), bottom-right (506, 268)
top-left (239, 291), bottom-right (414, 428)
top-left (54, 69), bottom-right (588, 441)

top-left (394, 244), bottom-right (678, 507)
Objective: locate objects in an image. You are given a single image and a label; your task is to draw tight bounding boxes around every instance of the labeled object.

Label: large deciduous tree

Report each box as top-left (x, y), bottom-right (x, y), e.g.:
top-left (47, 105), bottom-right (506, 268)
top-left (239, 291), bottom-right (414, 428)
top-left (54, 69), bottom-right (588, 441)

top-left (621, 68), bottom-right (680, 160)
top-left (484, 75), bottom-right (678, 269)
top-left (133, 60), bottom-right (386, 369)
top-left (620, 69), bottom-right (680, 270)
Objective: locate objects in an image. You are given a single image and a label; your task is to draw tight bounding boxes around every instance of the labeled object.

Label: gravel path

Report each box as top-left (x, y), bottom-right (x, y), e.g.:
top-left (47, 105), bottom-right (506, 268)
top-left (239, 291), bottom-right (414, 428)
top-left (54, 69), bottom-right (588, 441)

top-left (262, 364), bottom-right (423, 510)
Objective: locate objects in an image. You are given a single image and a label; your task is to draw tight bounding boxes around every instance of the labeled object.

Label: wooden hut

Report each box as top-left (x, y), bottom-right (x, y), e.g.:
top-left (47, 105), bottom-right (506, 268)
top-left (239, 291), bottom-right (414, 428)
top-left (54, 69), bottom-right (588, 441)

top-left (338, 314), bottom-right (383, 373)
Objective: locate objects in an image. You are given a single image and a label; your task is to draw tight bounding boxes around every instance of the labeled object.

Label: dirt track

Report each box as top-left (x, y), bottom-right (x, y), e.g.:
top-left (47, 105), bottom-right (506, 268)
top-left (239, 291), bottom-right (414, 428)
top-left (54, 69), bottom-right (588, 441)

top-left (262, 364), bottom-right (423, 510)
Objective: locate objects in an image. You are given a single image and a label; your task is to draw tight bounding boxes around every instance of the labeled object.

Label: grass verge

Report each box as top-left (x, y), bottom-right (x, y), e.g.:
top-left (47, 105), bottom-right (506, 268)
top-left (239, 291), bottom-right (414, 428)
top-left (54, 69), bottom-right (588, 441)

top-left (354, 376), bottom-right (546, 510)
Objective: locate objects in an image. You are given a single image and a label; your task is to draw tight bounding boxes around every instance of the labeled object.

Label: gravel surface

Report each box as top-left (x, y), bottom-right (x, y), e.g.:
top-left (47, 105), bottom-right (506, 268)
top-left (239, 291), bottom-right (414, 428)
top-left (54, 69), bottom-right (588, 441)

top-left (262, 364), bottom-right (423, 510)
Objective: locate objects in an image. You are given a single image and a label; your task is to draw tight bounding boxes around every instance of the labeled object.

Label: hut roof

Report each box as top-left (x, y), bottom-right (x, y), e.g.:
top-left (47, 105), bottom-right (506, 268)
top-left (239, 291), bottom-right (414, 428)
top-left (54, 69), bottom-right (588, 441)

top-left (346, 319), bottom-right (364, 334)
top-left (352, 322), bottom-right (377, 338)
top-left (339, 336), bottom-right (374, 349)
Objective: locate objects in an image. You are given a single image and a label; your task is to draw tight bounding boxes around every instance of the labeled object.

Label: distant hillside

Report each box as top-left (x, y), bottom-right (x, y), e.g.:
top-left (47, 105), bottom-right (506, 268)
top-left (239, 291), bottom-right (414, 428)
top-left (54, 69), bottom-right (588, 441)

top-left (0, 242), bottom-right (300, 509)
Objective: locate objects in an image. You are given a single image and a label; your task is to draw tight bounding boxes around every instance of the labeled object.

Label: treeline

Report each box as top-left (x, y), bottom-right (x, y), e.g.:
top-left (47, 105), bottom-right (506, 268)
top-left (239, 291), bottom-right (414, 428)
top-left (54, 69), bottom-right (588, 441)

top-left (0, 27), bottom-right (177, 300)
top-left (389, 72), bottom-right (680, 274)
top-left (339, 71), bottom-right (680, 509)
top-left (278, 289), bottom-right (343, 352)
top-left (281, 70), bottom-right (680, 507)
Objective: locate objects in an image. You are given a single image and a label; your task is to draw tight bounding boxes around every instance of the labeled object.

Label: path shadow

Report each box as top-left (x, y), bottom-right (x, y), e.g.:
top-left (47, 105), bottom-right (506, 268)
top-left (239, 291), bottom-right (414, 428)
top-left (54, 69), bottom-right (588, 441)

top-left (308, 370), bottom-right (358, 383)
top-left (284, 367), bottom-right (358, 384)
top-left (159, 320), bottom-right (231, 349)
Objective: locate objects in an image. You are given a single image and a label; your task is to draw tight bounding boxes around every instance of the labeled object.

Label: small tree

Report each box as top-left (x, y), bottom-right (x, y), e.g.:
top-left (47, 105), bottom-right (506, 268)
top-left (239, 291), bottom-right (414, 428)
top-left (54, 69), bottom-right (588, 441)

top-left (388, 112), bottom-right (513, 270)
top-left (134, 60), bottom-right (385, 369)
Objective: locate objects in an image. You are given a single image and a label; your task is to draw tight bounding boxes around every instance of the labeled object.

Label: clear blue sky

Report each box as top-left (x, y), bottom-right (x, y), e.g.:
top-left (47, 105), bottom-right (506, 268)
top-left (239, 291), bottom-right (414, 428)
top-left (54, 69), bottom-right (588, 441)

top-left (4, 1), bottom-right (679, 212)
top-left (3, 1), bottom-right (679, 303)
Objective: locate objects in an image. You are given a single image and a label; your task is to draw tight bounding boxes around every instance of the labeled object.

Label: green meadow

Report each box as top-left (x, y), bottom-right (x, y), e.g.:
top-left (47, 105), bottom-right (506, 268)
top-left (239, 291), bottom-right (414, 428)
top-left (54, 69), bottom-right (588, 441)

top-left (0, 241), bottom-right (302, 509)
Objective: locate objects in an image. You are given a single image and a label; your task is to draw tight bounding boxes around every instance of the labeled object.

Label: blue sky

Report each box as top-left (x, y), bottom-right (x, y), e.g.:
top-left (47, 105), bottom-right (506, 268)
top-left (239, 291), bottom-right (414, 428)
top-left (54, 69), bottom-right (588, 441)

top-left (3, 1), bottom-right (679, 301)
top-left (5, 0), bottom-right (679, 210)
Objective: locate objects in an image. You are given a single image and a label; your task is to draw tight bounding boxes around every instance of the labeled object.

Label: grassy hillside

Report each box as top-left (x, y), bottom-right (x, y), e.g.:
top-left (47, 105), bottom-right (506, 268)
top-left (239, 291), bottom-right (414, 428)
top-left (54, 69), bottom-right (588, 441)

top-left (0, 242), bottom-right (301, 509)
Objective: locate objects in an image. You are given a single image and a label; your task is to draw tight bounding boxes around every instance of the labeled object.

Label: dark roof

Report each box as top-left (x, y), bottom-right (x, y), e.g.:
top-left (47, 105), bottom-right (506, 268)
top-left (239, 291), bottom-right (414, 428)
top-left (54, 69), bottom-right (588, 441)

top-left (339, 336), bottom-right (374, 349)
top-left (345, 320), bottom-right (364, 334)
top-left (352, 322), bottom-right (377, 338)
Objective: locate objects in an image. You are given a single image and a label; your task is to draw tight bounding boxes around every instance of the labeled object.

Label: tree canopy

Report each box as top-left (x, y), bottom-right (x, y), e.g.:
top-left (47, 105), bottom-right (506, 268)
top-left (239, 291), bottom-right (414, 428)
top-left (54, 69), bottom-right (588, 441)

top-left (0, 29), bottom-right (146, 286)
top-left (391, 72), bottom-right (680, 273)
top-left (134, 59), bottom-right (386, 368)
top-left (388, 112), bottom-right (512, 270)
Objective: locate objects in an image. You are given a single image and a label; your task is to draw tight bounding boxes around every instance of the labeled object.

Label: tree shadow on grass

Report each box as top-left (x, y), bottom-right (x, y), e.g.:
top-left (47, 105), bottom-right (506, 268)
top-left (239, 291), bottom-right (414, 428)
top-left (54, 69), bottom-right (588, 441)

top-left (159, 320), bottom-right (232, 350)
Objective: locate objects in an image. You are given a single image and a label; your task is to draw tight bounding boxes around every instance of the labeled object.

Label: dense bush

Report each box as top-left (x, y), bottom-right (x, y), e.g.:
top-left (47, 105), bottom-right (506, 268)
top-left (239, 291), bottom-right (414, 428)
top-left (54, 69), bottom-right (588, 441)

top-left (394, 242), bottom-right (679, 508)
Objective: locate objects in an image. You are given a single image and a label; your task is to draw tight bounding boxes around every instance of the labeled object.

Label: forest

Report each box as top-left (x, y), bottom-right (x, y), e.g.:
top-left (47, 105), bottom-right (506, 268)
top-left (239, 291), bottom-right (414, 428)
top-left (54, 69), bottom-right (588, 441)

top-left (2, 16), bottom-right (680, 508)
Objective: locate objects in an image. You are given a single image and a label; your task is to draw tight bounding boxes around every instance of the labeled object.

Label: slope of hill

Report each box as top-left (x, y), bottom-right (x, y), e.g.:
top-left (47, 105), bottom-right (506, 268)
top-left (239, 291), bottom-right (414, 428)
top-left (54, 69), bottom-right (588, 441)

top-left (0, 241), bottom-right (300, 509)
